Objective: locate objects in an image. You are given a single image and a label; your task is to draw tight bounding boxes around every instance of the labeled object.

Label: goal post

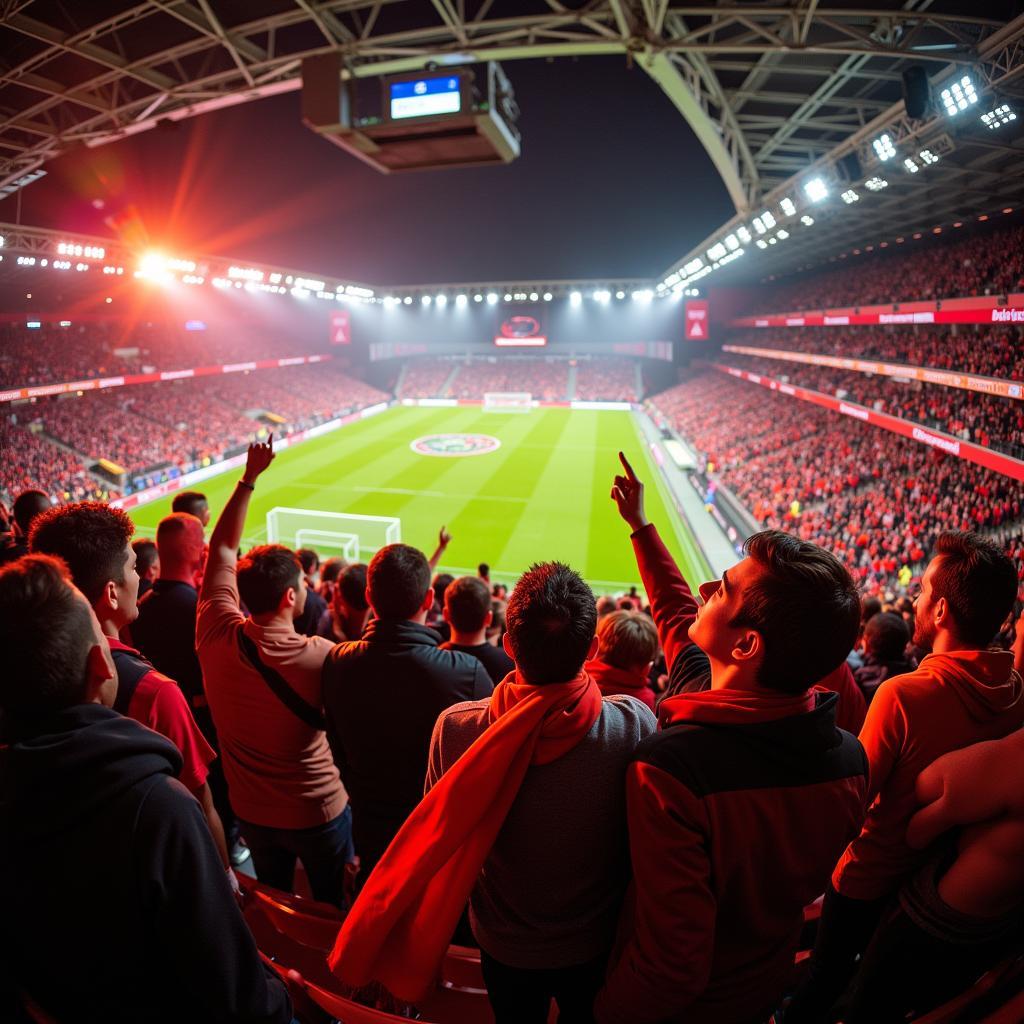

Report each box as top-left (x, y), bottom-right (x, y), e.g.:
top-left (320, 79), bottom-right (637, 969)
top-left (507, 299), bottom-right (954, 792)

top-left (266, 507), bottom-right (401, 561)
top-left (483, 391), bottom-right (534, 412)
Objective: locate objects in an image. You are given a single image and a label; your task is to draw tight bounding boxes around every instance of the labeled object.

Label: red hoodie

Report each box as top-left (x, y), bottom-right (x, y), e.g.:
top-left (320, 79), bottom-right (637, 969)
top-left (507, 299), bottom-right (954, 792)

top-left (833, 649), bottom-right (1024, 901)
top-left (585, 658), bottom-right (657, 711)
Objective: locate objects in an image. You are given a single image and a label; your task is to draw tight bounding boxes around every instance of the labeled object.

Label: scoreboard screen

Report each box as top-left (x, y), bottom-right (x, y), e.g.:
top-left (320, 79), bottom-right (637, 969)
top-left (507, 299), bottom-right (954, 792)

top-left (389, 76), bottom-right (462, 120)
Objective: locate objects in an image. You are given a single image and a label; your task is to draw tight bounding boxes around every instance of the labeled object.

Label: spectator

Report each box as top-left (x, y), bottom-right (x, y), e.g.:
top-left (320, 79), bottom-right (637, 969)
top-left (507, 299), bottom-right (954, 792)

top-left (322, 543), bottom-right (493, 882)
top-left (29, 502), bottom-right (227, 869)
top-left (293, 547), bottom-right (328, 638)
top-left (848, 595), bottom-right (882, 670)
top-left (0, 554), bottom-right (291, 1024)
top-left (594, 454), bottom-right (867, 1024)
top-left (0, 489), bottom-right (50, 567)
top-left (329, 562), bottom-right (656, 1022)
top-left (319, 556), bottom-right (346, 599)
top-left (585, 609), bottom-right (658, 711)
top-left (132, 538), bottom-right (160, 597)
top-left (596, 595), bottom-right (617, 618)
top-left (172, 490), bottom-right (211, 528)
top-left (196, 438), bottom-right (352, 905)
top-left (478, 562), bottom-right (490, 585)
top-left (317, 562), bottom-right (370, 643)
top-left (488, 597), bottom-right (507, 648)
top-left (786, 532), bottom-right (1024, 1022)
top-left (852, 612), bottom-right (914, 703)
top-left (440, 575), bottom-right (515, 684)
top-left (429, 571), bottom-right (455, 643)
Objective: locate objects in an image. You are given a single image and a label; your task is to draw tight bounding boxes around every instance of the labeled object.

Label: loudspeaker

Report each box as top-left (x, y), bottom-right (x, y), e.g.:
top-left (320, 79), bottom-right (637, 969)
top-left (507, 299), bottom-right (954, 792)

top-left (902, 66), bottom-right (931, 119)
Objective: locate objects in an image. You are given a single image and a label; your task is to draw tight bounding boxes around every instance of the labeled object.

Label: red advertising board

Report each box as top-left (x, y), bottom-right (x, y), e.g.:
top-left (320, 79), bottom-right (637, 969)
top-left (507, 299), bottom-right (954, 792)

top-left (330, 309), bottom-right (351, 345)
top-left (685, 300), bottom-right (709, 340)
top-left (714, 363), bottom-right (1024, 482)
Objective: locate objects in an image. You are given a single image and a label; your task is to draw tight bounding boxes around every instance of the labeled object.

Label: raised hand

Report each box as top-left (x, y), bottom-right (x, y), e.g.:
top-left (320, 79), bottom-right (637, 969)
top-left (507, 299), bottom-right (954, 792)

top-left (438, 525), bottom-right (452, 549)
top-left (243, 434), bottom-right (275, 484)
top-left (611, 451), bottom-right (648, 532)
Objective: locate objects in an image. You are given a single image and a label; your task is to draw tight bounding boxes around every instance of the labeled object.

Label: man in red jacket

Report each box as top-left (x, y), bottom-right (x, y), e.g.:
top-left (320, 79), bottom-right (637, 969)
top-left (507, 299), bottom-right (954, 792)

top-left (594, 454), bottom-right (868, 1024)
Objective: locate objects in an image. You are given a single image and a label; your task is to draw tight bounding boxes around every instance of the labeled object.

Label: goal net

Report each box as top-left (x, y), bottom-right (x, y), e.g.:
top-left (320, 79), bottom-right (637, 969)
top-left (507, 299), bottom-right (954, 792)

top-left (483, 391), bottom-right (533, 412)
top-left (265, 507), bottom-right (401, 562)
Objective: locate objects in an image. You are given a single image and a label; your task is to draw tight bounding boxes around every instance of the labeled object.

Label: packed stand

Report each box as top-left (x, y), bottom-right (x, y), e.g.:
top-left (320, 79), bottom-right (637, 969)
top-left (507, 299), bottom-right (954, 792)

top-left (397, 360), bottom-right (458, 399)
top-left (648, 372), bottom-right (1023, 593)
top-left (448, 358), bottom-right (569, 401)
top-left (3, 435), bottom-right (1022, 1024)
top-left (748, 218), bottom-right (1024, 312)
top-left (573, 357), bottom-right (640, 401)
top-left (726, 324), bottom-right (1024, 382)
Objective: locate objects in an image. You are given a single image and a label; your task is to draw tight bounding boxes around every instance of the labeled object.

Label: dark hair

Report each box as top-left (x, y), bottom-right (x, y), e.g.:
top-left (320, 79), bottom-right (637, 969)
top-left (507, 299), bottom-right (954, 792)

top-left (337, 563), bottom-right (369, 611)
top-left (930, 532), bottom-right (1017, 647)
top-left (29, 502), bottom-right (134, 606)
top-left (861, 596), bottom-right (882, 625)
top-left (171, 491), bottom-right (208, 518)
top-left (445, 576), bottom-right (492, 633)
top-left (478, 563), bottom-right (490, 578)
top-left (368, 544), bottom-right (430, 619)
top-left (0, 554), bottom-right (96, 715)
top-left (132, 538), bottom-right (159, 577)
top-left (13, 490), bottom-right (51, 536)
top-left (297, 548), bottom-right (320, 576)
top-left (432, 573), bottom-right (455, 607)
top-left (505, 562), bottom-right (597, 685)
top-left (731, 530), bottom-right (860, 694)
top-left (321, 557), bottom-right (345, 586)
top-left (596, 595), bottom-right (617, 618)
top-left (864, 612), bottom-right (910, 662)
top-left (237, 544), bottom-right (302, 615)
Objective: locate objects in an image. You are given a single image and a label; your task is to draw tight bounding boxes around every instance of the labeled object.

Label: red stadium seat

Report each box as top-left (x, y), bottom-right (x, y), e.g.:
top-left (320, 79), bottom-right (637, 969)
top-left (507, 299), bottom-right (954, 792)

top-left (238, 872), bottom-right (343, 950)
top-left (440, 945), bottom-right (487, 994)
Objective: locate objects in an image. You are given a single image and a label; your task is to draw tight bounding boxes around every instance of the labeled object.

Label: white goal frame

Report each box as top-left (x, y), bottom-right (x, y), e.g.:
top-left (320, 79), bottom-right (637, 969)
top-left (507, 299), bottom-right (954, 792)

top-left (483, 391), bottom-right (533, 412)
top-left (266, 507), bottom-right (401, 560)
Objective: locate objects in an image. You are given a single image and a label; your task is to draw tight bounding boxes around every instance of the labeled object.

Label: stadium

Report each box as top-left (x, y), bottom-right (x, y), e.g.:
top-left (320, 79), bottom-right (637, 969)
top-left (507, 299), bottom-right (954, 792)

top-left (2, 2), bottom-right (1024, 1023)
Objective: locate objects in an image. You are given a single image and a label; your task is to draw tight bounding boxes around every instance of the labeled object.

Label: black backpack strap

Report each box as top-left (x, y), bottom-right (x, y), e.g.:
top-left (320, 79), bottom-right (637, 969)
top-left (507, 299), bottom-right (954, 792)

top-left (236, 624), bottom-right (327, 731)
top-left (110, 648), bottom-right (154, 716)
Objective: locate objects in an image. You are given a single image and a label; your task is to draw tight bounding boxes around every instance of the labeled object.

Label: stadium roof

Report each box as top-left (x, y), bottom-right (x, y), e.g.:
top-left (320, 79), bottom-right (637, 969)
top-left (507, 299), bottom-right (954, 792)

top-left (2, 2), bottom-right (1023, 291)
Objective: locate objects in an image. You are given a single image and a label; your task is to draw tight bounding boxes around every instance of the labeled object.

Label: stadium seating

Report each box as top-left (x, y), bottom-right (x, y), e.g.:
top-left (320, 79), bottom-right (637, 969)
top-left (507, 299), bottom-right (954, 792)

top-left (448, 359), bottom-right (569, 402)
top-left (573, 358), bottom-right (639, 401)
top-left (398, 360), bottom-right (459, 399)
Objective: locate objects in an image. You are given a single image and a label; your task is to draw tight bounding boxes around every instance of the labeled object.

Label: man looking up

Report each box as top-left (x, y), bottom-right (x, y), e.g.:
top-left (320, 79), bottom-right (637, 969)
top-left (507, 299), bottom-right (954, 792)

top-left (594, 454), bottom-right (868, 1024)
top-left (328, 562), bottom-right (655, 1023)
top-left (440, 574), bottom-right (515, 685)
top-left (0, 554), bottom-right (291, 1024)
top-left (323, 543), bottom-right (492, 882)
top-left (30, 502), bottom-right (228, 869)
top-left (196, 437), bottom-right (351, 905)
top-left (785, 532), bottom-right (1024, 1022)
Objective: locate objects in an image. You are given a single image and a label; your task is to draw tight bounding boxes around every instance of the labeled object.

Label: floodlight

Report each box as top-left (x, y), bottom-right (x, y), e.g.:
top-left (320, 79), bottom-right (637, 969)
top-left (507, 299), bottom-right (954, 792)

top-left (940, 74), bottom-right (978, 116)
top-left (593, 290), bottom-right (611, 303)
top-left (503, 293), bottom-right (512, 301)
top-left (776, 229), bottom-right (790, 240)
top-left (767, 236), bottom-right (777, 245)
top-left (804, 177), bottom-right (829, 202)
top-left (736, 225), bottom-right (752, 243)
top-left (756, 239), bottom-right (768, 249)
top-left (724, 234), bottom-right (739, 251)
top-left (684, 258), bottom-right (703, 274)
top-left (615, 290), bottom-right (625, 300)
top-left (631, 289), bottom-right (653, 302)
top-left (779, 197), bottom-right (796, 216)
top-left (474, 293), bottom-right (483, 302)
top-left (421, 295), bottom-right (432, 305)
top-left (981, 104), bottom-right (1016, 129)
top-left (903, 157), bottom-right (920, 174)
top-left (543, 292), bottom-right (553, 301)
top-left (872, 133), bottom-right (896, 161)
top-left (752, 216), bottom-right (766, 234)
top-left (486, 292), bottom-right (498, 304)
top-left (801, 215), bottom-right (815, 226)
top-left (570, 290), bottom-right (582, 306)
top-left (760, 210), bottom-right (777, 229)
top-left (435, 294), bottom-right (447, 307)
top-left (919, 149), bottom-right (939, 165)
top-left (403, 296), bottom-right (413, 304)
top-left (865, 176), bottom-right (888, 191)
top-left (455, 294), bottom-right (468, 307)
top-left (707, 242), bottom-right (727, 260)
top-left (841, 189), bottom-right (860, 204)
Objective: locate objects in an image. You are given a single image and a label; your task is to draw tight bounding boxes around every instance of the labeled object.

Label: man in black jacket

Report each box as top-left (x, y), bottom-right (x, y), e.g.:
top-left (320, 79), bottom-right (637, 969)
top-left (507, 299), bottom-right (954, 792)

top-left (0, 554), bottom-right (291, 1024)
top-left (322, 543), bottom-right (492, 881)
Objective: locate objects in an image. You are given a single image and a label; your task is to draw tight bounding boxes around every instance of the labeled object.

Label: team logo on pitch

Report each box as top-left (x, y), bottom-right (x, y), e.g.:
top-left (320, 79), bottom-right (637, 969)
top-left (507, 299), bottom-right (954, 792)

top-left (411, 433), bottom-right (501, 457)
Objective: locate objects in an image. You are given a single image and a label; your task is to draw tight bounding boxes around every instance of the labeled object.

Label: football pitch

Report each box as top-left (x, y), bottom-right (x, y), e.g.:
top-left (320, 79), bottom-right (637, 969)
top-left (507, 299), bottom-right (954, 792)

top-left (130, 406), bottom-right (711, 593)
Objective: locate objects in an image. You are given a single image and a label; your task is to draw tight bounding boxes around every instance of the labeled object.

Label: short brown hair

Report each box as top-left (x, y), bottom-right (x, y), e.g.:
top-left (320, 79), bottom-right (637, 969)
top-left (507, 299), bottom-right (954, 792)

top-left (445, 576), bottom-right (492, 633)
top-left (237, 544), bottom-right (302, 615)
top-left (596, 610), bottom-right (658, 670)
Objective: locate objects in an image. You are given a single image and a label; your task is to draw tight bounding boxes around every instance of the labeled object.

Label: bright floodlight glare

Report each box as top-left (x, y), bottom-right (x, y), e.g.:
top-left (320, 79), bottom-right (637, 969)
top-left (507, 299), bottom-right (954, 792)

top-left (435, 294), bottom-right (447, 307)
top-left (761, 210), bottom-right (776, 229)
top-left (981, 104), bottom-right (1016, 129)
top-left (903, 157), bottom-right (920, 174)
top-left (503, 293), bottom-right (512, 301)
top-left (474, 293), bottom-right (483, 302)
top-left (940, 74), bottom-right (978, 116)
top-left (486, 292), bottom-right (499, 304)
top-left (421, 295), bottom-right (432, 305)
top-left (593, 289), bottom-right (611, 303)
top-left (570, 290), bottom-right (582, 306)
top-left (804, 177), bottom-right (829, 202)
top-left (455, 294), bottom-right (468, 307)
top-left (724, 233), bottom-right (739, 251)
top-left (865, 176), bottom-right (888, 191)
top-left (752, 216), bottom-right (766, 234)
top-left (919, 149), bottom-right (939, 165)
top-left (543, 292), bottom-right (553, 301)
top-left (841, 189), bottom-right (860, 204)
top-left (615, 290), bottom-right (625, 300)
top-left (528, 291), bottom-right (539, 301)
top-left (736, 225), bottom-right (752, 243)
top-left (707, 242), bottom-right (727, 260)
top-left (779, 197), bottom-right (796, 216)
top-left (403, 296), bottom-right (413, 305)
top-left (776, 229), bottom-right (790, 240)
top-left (801, 215), bottom-right (815, 226)
top-left (872, 133), bottom-right (896, 161)
top-left (631, 289), bottom-right (653, 302)
top-left (756, 239), bottom-right (768, 249)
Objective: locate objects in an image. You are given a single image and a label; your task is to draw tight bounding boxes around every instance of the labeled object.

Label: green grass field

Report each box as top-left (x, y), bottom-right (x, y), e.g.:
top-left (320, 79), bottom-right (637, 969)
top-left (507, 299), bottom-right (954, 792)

top-left (130, 406), bottom-right (710, 592)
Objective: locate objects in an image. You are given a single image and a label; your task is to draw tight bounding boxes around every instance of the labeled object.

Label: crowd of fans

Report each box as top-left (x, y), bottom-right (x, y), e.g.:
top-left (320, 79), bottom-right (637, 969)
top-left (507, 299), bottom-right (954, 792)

top-left (648, 371), bottom-right (1023, 594)
top-left (2, 439), bottom-right (1022, 1024)
top-left (447, 358), bottom-right (570, 401)
top-left (573, 357), bottom-right (640, 402)
top-left (748, 218), bottom-right (1024, 312)
top-left (396, 360), bottom-right (458, 399)
top-left (727, 325), bottom-right (1024, 382)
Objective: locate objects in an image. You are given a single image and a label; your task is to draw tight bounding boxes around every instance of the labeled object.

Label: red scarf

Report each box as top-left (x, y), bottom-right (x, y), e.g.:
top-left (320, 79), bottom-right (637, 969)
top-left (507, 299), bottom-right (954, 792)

top-left (327, 670), bottom-right (603, 1001)
top-left (659, 687), bottom-right (815, 729)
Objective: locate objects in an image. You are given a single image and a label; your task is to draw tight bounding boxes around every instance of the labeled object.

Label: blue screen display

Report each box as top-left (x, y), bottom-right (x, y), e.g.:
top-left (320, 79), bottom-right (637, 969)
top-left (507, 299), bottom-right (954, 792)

top-left (389, 76), bottom-right (461, 119)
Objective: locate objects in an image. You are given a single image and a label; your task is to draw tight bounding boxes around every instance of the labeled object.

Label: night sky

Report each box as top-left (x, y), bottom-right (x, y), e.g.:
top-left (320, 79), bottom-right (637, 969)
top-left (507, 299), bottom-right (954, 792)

top-left (0, 56), bottom-right (734, 287)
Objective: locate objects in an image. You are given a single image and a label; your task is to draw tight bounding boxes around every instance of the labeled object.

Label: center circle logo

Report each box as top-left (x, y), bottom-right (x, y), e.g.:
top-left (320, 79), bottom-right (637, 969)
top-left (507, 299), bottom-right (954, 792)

top-left (411, 433), bottom-right (502, 457)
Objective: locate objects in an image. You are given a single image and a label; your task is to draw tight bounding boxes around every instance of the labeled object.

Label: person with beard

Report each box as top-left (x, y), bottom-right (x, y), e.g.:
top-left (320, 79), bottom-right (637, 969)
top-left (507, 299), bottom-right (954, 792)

top-left (783, 532), bottom-right (1024, 1023)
